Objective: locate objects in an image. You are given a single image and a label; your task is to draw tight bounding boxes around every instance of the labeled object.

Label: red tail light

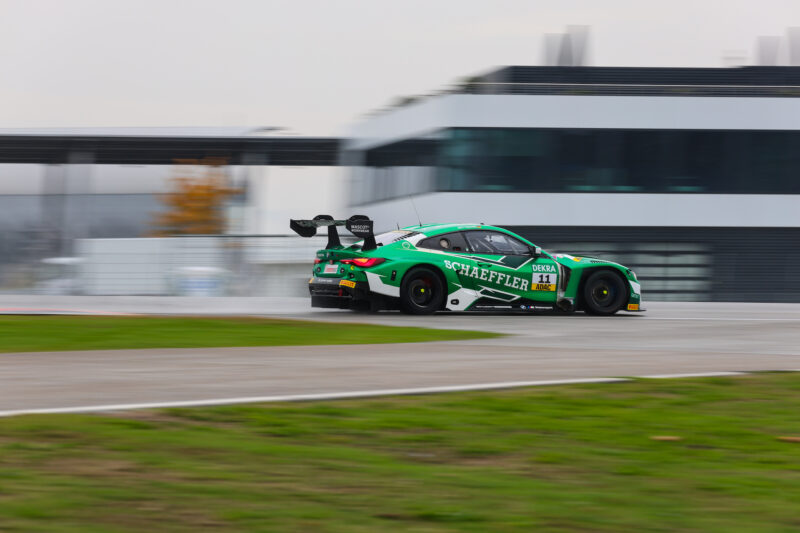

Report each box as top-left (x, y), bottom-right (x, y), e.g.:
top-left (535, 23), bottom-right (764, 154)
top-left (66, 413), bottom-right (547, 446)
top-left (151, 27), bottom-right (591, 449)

top-left (341, 257), bottom-right (385, 268)
top-left (313, 258), bottom-right (322, 264)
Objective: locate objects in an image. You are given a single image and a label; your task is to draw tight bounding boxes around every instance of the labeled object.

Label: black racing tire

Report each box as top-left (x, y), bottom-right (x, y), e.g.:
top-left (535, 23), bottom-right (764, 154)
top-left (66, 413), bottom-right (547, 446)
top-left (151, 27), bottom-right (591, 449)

top-left (400, 267), bottom-right (445, 315)
top-left (582, 270), bottom-right (627, 316)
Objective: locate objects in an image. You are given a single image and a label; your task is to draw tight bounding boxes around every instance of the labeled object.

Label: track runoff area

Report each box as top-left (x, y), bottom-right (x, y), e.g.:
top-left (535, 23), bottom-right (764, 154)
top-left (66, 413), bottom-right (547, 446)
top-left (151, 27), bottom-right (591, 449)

top-left (0, 300), bottom-right (799, 417)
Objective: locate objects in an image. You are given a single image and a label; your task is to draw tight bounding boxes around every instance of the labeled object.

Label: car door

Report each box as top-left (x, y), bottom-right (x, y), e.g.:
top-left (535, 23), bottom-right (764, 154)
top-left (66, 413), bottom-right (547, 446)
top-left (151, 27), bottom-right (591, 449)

top-left (462, 230), bottom-right (559, 305)
top-left (415, 231), bottom-right (475, 289)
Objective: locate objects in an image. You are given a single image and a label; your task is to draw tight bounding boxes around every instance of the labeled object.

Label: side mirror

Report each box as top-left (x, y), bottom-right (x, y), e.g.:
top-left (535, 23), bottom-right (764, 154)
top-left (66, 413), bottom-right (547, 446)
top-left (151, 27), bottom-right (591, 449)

top-left (530, 246), bottom-right (542, 258)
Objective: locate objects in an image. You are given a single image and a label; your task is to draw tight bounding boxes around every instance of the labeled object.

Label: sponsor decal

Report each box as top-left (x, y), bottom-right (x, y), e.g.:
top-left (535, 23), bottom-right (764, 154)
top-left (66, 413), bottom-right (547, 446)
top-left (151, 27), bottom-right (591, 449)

top-left (444, 260), bottom-right (530, 292)
top-left (347, 222), bottom-right (372, 236)
top-left (572, 256), bottom-right (582, 262)
top-left (339, 279), bottom-right (357, 289)
top-left (627, 303), bottom-right (639, 311)
top-left (323, 263), bottom-right (338, 274)
top-left (312, 277), bottom-right (339, 285)
top-left (532, 273), bottom-right (556, 292)
top-left (531, 263), bottom-right (557, 273)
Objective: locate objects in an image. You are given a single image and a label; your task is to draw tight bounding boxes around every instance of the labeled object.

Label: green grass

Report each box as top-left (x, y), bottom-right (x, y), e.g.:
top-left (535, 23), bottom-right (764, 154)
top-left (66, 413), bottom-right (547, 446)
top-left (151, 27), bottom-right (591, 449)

top-left (0, 315), bottom-right (498, 352)
top-left (2, 374), bottom-right (800, 532)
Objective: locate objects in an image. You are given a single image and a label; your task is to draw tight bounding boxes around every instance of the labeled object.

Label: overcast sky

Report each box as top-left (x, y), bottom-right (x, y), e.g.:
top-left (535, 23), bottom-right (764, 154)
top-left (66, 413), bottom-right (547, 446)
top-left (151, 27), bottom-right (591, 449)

top-left (0, 0), bottom-right (797, 135)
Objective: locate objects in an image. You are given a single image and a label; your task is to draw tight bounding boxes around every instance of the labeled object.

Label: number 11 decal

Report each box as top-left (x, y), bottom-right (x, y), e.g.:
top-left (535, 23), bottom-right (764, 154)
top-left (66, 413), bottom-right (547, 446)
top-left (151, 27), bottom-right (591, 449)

top-left (538, 274), bottom-right (551, 284)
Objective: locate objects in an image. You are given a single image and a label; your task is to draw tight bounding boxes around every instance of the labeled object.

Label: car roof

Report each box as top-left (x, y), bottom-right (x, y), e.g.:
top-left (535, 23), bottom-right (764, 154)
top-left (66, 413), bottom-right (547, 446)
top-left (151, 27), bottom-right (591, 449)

top-left (400, 223), bottom-right (510, 237)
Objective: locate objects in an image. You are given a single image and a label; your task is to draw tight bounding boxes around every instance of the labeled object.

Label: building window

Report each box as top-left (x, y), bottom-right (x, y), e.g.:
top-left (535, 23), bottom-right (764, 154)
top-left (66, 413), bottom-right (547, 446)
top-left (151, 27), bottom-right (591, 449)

top-left (353, 127), bottom-right (800, 203)
top-left (437, 128), bottom-right (800, 195)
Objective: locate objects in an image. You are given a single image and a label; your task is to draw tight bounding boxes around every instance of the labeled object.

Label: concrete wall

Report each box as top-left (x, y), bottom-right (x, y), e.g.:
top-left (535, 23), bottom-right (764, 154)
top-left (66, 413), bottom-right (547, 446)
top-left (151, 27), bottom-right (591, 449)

top-left (78, 238), bottom-right (227, 296)
top-left (75, 236), bottom-right (326, 297)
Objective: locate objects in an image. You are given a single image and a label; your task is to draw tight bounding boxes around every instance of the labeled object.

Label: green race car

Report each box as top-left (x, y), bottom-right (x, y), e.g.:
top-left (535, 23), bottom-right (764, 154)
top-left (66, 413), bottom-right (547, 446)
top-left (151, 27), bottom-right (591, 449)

top-left (291, 215), bottom-right (642, 315)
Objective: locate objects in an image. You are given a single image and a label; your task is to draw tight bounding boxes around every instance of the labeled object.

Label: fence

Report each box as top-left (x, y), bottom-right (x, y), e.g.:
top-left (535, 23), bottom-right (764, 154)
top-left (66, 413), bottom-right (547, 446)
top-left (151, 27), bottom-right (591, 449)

top-left (3, 228), bottom-right (798, 302)
top-left (1, 235), bottom-right (334, 298)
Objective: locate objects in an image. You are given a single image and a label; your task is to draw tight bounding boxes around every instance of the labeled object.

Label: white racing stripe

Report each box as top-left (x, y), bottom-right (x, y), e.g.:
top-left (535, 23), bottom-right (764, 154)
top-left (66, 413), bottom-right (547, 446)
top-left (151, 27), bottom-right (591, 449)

top-left (445, 287), bottom-right (481, 311)
top-left (0, 378), bottom-right (629, 418)
top-left (364, 272), bottom-right (400, 298)
top-left (629, 281), bottom-right (641, 295)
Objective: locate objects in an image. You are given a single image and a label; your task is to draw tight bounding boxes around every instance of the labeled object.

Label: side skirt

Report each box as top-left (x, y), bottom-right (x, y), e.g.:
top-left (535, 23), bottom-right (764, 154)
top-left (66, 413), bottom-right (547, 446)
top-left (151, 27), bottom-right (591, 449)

top-left (468, 297), bottom-right (556, 313)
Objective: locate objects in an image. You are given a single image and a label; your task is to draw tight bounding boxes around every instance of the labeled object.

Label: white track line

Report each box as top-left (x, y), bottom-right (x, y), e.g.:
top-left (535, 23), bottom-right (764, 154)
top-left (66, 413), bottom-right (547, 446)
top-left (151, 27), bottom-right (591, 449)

top-left (638, 371), bottom-right (746, 379)
top-left (640, 317), bottom-right (800, 321)
top-left (3, 371), bottom-right (798, 418)
top-left (0, 308), bottom-right (137, 316)
top-left (0, 378), bottom-right (629, 418)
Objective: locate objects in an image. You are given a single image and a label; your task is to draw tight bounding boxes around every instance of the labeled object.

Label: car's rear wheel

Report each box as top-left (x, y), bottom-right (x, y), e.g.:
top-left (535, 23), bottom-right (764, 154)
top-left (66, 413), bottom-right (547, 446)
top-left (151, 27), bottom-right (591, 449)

top-left (582, 270), bottom-right (627, 315)
top-left (400, 267), bottom-right (445, 315)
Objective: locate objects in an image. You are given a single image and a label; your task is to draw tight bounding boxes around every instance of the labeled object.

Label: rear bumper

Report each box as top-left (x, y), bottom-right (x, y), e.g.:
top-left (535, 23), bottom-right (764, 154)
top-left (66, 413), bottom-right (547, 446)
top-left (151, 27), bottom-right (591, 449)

top-left (309, 278), bottom-right (371, 308)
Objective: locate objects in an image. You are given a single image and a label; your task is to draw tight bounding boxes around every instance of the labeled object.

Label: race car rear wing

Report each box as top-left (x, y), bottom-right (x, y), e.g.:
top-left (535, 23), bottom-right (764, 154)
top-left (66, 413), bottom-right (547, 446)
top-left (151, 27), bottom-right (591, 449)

top-left (290, 215), bottom-right (377, 251)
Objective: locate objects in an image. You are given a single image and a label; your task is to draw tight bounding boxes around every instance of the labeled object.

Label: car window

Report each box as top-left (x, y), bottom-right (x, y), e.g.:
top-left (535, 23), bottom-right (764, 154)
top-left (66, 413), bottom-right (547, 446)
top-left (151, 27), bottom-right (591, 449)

top-left (418, 232), bottom-right (468, 252)
top-left (464, 231), bottom-right (530, 255)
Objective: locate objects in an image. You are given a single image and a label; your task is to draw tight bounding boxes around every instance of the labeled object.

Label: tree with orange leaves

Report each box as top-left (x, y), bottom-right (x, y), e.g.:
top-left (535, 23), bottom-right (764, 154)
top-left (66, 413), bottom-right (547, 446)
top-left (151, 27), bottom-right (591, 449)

top-left (151, 158), bottom-right (240, 236)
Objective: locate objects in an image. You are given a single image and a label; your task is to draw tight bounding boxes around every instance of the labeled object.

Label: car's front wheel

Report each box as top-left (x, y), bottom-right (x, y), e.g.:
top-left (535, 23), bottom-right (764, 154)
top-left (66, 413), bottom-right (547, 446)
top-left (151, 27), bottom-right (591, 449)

top-left (582, 270), bottom-right (627, 315)
top-left (400, 267), bottom-right (445, 315)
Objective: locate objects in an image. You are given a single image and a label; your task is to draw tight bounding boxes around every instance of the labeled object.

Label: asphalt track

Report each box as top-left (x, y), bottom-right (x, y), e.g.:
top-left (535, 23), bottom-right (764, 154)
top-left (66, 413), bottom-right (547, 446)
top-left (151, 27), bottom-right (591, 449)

top-left (1, 296), bottom-right (800, 416)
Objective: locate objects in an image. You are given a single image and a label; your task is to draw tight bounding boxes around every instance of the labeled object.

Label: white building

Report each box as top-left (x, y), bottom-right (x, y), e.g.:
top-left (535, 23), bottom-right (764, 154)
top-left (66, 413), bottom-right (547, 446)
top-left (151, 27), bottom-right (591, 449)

top-left (342, 66), bottom-right (800, 302)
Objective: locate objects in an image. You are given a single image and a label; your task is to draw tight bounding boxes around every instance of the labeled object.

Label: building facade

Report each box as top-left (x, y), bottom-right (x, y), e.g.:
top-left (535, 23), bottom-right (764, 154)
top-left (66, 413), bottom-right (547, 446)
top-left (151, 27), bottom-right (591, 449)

top-left (343, 66), bottom-right (800, 302)
top-left (0, 128), bottom-right (343, 294)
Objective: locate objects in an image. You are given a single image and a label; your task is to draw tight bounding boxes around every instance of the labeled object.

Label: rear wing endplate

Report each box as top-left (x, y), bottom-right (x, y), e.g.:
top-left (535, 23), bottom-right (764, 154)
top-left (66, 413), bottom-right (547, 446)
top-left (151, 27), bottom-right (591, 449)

top-left (290, 215), bottom-right (377, 251)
